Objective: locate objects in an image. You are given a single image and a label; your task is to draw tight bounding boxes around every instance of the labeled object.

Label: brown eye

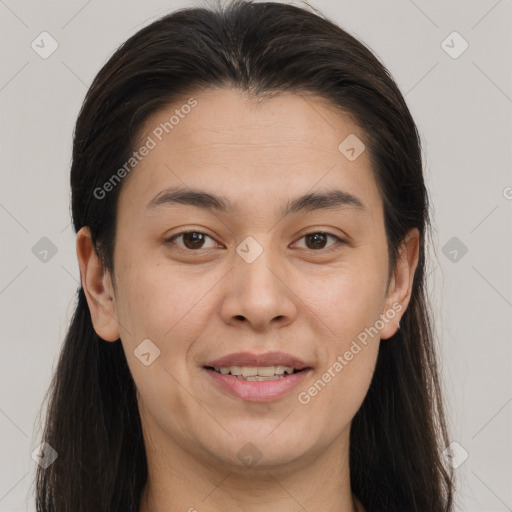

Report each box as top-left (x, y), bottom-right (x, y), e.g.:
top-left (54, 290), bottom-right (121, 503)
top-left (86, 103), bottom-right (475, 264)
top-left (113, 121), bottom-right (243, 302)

top-left (295, 232), bottom-right (343, 251)
top-left (305, 233), bottom-right (328, 250)
top-left (167, 231), bottom-right (218, 250)
top-left (181, 232), bottom-right (206, 250)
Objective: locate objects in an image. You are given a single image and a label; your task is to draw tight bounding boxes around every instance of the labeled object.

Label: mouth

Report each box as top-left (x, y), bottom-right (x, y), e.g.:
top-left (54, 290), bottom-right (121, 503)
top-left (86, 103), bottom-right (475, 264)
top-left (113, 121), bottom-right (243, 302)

top-left (203, 365), bottom-right (312, 401)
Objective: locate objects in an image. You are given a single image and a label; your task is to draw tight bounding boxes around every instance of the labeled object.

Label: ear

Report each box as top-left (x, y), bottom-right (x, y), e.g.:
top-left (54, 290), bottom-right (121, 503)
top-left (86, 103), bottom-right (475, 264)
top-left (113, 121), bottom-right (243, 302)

top-left (76, 226), bottom-right (121, 342)
top-left (380, 228), bottom-right (420, 340)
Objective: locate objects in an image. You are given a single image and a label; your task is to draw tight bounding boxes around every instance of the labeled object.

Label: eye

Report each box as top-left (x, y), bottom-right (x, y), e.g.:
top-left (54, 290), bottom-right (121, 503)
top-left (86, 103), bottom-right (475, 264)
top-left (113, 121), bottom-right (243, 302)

top-left (165, 231), bottom-right (219, 251)
top-left (293, 232), bottom-right (344, 252)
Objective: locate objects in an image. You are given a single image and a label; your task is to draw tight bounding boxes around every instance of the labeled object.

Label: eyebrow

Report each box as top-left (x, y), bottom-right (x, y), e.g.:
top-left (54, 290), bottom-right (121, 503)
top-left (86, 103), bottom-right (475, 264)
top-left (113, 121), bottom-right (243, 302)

top-left (146, 186), bottom-right (366, 217)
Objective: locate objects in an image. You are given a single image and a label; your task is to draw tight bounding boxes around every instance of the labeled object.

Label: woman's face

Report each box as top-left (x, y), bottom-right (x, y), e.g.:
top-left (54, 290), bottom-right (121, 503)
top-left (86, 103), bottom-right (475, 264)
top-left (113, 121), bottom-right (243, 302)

top-left (79, 87), bottom-right (418, 473)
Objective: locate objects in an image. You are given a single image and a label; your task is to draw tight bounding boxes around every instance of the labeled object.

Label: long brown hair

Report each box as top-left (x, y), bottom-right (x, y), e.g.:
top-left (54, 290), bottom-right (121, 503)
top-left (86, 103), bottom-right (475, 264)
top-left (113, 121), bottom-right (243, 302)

top-left (34, 1), bottom-right (455, 510)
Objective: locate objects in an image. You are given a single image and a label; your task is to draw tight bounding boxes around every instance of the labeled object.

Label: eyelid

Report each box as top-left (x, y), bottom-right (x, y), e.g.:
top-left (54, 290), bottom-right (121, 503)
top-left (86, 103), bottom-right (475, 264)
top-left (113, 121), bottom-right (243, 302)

top-left (165, 230), bottom-right (220, 250)
top-left (291, 232), bottom-right (345, 252)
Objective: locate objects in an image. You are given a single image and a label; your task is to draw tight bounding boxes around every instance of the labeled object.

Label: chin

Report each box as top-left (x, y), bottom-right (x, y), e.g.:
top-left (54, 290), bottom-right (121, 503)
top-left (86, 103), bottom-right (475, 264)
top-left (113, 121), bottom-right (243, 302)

top-left (202, 430), bottom-right (312, 470)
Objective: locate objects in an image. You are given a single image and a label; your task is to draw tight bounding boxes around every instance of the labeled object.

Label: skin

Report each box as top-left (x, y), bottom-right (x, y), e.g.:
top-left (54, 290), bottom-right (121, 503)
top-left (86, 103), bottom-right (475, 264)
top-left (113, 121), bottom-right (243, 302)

top-left (76, 87), bottom-right (419, 512)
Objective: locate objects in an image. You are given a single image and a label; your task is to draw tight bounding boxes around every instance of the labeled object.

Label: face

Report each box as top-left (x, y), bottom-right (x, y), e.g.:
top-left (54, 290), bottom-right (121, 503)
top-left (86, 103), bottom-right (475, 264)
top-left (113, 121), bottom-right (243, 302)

top-left (78, 87), bottom-right (418, 474)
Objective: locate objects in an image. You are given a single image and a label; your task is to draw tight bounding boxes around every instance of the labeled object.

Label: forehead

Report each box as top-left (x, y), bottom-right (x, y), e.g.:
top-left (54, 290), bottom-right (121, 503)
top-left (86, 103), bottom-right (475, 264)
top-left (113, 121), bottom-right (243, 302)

top-left (117, 87), bottom-right (382, 220)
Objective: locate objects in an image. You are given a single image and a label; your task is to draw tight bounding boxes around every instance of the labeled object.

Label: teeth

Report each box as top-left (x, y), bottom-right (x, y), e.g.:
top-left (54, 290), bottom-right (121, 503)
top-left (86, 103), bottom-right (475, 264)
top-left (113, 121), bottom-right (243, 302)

top-left (257, 366), bottom-right (279, 377)
top-left (241, 366), bottom-right (258, 377)
top-left (238, 375), bottom-right (285, 381)
top-left (213, 365), bottom-right (297, 376)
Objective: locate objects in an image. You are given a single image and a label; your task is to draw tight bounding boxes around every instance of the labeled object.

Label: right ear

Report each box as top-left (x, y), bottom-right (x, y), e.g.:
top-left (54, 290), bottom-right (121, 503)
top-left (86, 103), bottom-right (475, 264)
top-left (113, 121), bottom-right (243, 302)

top-left (76, 226), bottom-right (121, 342)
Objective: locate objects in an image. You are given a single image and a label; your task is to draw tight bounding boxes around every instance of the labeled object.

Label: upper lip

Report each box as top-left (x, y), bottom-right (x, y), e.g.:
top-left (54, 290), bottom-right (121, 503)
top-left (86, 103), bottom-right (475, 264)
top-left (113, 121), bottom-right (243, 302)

top-left (204, 351), bottom-right (311, 370)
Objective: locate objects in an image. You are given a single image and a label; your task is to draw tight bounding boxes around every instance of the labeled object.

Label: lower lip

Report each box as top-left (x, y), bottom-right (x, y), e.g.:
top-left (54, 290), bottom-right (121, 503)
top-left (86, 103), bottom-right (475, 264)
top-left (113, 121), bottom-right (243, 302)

top-left (204, 368), bottom-right (312, 402)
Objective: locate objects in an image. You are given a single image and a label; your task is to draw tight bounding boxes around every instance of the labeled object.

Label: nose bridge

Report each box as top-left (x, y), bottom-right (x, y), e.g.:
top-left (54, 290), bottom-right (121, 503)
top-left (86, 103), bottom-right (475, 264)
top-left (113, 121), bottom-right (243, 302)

top-left (223, 234), bottom-right (296, 328)
top-left (235, 234), bottom-right (280, 299)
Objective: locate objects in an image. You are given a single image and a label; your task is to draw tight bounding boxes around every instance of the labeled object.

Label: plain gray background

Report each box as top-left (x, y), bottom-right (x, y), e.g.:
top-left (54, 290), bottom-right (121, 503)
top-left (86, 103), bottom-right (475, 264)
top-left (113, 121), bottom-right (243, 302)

top-left (0, 1), bottom-right (510, 510)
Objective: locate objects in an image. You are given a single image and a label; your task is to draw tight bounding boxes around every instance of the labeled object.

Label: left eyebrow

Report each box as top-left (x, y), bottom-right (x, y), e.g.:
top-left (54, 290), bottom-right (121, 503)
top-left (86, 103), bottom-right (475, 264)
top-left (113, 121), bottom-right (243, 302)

top-left (145, 186), bottom-right (367, 216)
top-left (283, 189), bottom-right (366, 215)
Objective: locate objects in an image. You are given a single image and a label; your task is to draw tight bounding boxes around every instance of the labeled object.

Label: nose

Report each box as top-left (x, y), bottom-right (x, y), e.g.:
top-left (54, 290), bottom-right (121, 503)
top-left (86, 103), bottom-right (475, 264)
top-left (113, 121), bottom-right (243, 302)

top-left (219, 241), bottom-right (298, 332)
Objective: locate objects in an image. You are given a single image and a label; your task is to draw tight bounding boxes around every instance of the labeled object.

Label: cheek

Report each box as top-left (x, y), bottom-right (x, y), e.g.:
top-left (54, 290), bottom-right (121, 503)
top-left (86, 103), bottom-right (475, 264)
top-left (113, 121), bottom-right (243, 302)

top-left (116, 265), bottom-right (206, 421)
top-left (114, 261), bottom-right (222, 403)
top-left (115, 258), bottom-right (208, 341)
top-left (301, 261), bottom-right (387, 341)
top-left (295, 259), bottom-right (384, 411)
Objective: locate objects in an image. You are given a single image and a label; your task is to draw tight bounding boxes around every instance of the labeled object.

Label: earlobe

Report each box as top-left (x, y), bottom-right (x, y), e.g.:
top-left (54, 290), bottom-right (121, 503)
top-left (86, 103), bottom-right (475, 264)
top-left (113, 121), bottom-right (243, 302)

top-left (76, 226), bottom-right (121, 342)
top-left (380, 228), bottom-right (420, 340)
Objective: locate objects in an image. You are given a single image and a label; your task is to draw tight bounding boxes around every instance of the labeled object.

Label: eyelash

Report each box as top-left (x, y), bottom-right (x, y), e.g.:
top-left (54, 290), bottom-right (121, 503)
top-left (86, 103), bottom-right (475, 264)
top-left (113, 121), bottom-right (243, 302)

top-left (165, 230), bottom-right (345, 253)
